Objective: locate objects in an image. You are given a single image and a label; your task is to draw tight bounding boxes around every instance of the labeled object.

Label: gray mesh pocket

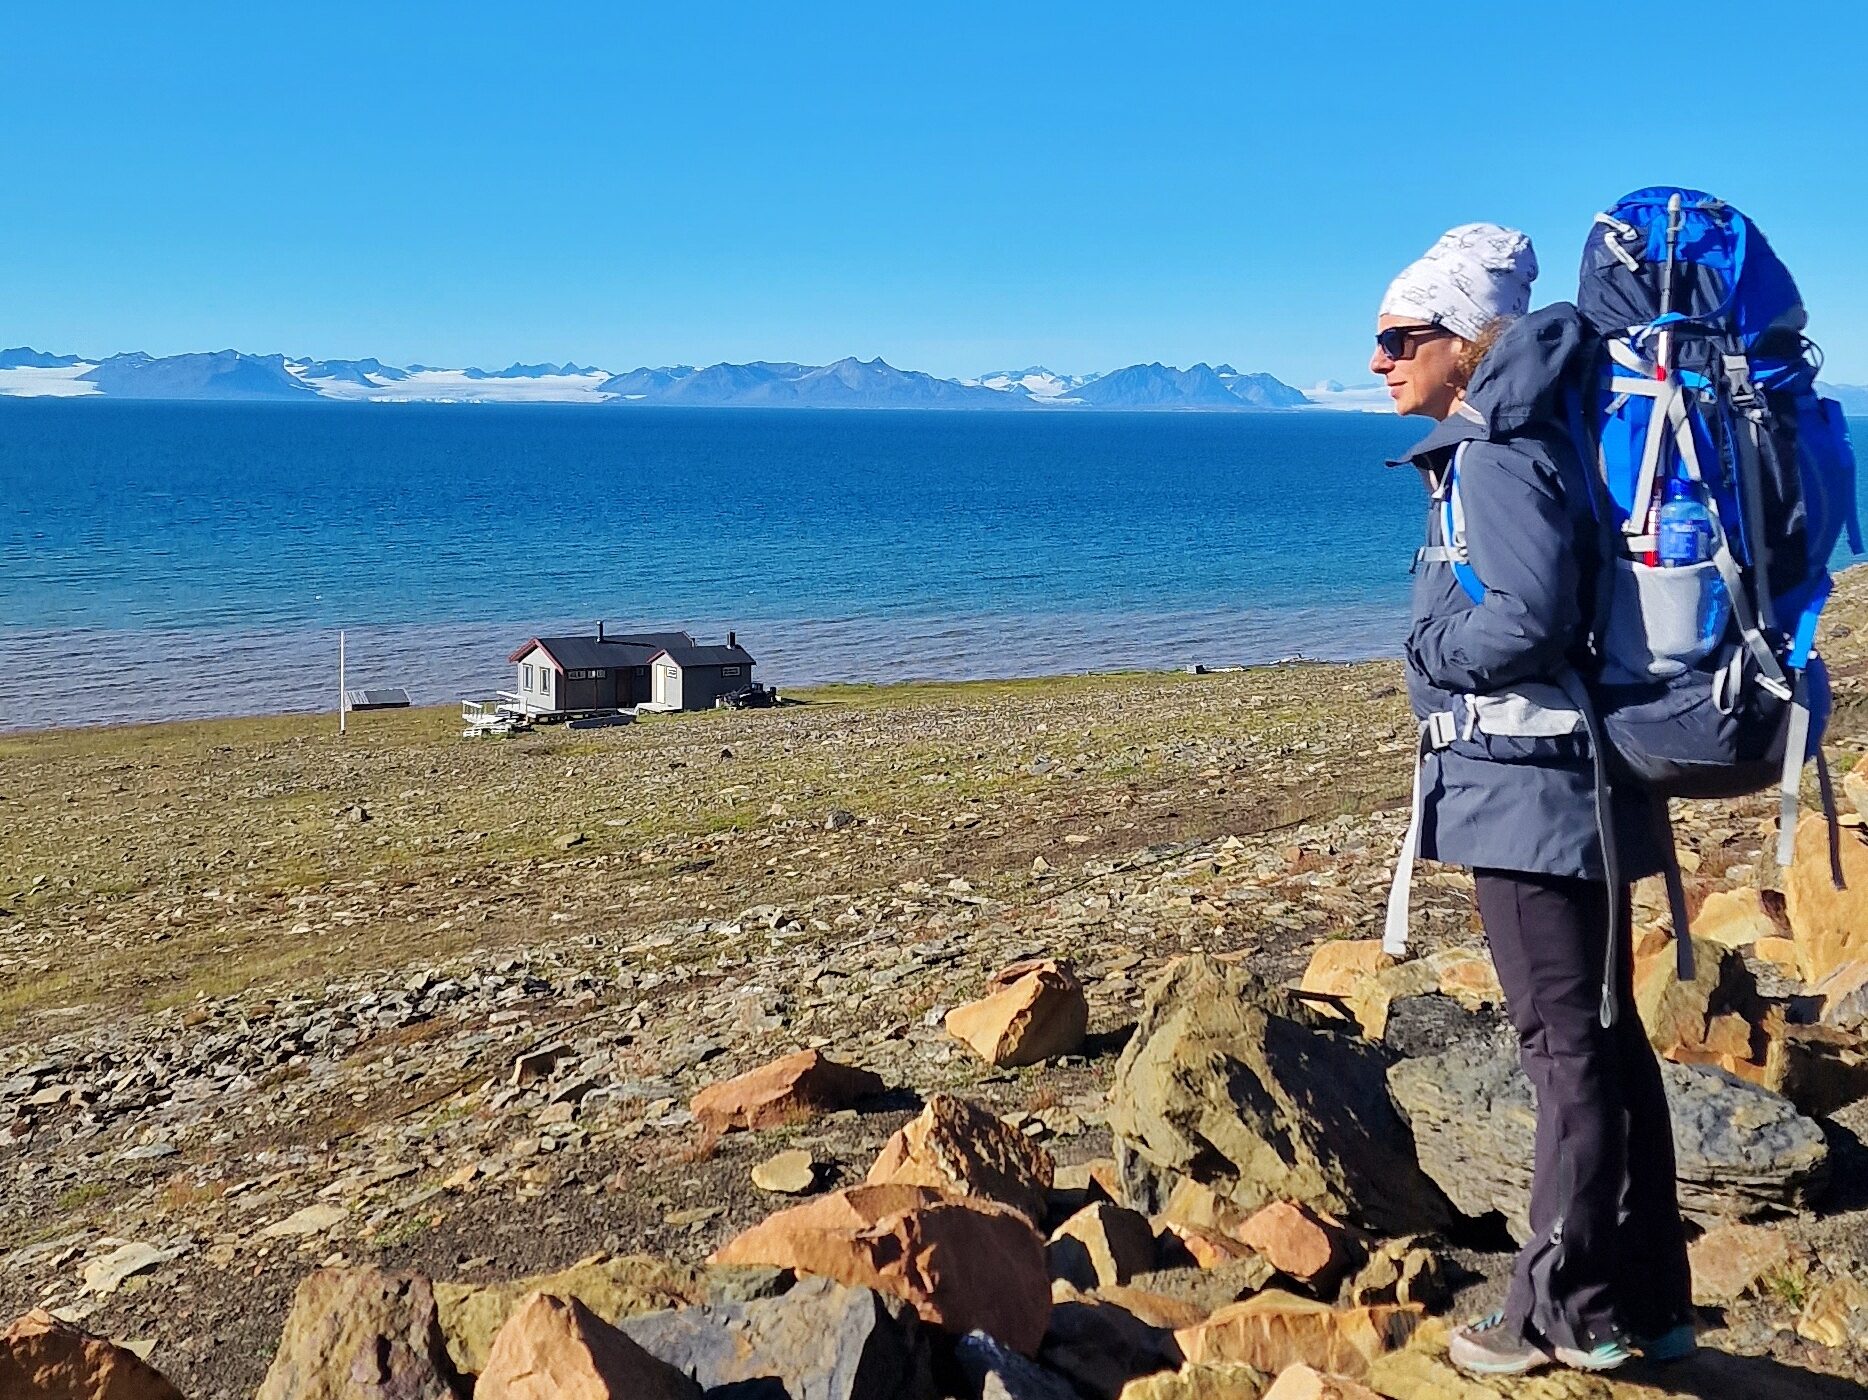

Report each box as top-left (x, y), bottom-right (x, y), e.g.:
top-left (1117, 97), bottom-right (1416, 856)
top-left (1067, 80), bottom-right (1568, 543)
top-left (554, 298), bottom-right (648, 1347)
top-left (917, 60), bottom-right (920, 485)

top-left (1600, 559), bottom-right (1731, 682)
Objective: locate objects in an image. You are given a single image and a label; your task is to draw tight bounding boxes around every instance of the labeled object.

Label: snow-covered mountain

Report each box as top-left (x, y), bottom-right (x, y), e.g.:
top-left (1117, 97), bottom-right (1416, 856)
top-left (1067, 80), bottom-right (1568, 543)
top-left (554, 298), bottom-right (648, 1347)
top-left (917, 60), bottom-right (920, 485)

top-left (965, 367), bottom-right (1099, 401)
top-left (0, 345), bottom-right (1313, 410)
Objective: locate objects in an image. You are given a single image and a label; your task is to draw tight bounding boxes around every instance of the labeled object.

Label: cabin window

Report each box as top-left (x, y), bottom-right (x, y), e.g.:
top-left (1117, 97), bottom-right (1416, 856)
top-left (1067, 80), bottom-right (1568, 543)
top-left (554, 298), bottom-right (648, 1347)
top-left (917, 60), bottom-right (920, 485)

top-left (722, 666), bottom-right (740, 676)
top-left (522, 664), bottom-right (533, 688)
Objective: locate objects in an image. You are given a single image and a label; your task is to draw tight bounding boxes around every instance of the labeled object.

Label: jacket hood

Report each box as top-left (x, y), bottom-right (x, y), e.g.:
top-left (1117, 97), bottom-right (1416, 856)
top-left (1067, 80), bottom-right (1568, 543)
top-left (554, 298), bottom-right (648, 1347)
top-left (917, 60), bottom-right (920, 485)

top-left (1395, 302), bottom-right (1592, 463)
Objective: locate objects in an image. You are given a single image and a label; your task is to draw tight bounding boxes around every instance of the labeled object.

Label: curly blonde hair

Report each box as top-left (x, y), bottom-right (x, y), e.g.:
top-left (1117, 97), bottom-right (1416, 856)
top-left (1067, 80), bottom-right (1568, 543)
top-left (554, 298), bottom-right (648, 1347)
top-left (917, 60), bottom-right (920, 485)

top-left (1455, 316), bottom-right (1514, 385)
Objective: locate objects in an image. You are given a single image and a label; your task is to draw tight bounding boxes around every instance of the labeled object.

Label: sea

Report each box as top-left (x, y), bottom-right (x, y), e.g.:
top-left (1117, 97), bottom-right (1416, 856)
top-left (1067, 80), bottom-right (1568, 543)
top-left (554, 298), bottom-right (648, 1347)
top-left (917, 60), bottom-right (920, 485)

top-left (0, 398), bottom-right (1493, 731)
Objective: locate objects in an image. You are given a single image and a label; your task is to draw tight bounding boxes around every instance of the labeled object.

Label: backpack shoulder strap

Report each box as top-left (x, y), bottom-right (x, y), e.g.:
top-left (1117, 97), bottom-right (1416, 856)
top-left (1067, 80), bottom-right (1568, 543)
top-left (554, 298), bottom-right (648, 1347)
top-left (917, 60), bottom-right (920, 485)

top-left (1415, 444), bottom-right (1486, 604)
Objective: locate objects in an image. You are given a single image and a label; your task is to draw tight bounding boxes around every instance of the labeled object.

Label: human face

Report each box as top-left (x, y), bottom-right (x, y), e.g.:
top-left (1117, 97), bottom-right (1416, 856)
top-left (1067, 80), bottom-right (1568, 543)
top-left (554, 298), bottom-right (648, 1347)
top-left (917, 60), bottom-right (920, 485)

top-left (1371, 314), bottom-right (1466, 420)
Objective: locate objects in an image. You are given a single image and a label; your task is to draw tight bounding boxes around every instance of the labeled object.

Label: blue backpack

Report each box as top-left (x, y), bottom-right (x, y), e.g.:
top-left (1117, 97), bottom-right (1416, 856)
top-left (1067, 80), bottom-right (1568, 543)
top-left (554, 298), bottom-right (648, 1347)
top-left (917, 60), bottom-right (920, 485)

top-left (1435, 188), bottom-right (1859, 1015)
top-left (1574, 188), bottom-right (1858, 856)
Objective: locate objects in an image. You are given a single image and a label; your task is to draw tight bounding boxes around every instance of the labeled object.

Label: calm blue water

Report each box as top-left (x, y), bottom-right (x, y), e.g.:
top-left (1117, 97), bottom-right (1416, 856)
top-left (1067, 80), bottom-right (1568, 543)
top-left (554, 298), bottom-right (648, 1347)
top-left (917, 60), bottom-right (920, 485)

top-left (2, 399), bottom-right (1436, 729)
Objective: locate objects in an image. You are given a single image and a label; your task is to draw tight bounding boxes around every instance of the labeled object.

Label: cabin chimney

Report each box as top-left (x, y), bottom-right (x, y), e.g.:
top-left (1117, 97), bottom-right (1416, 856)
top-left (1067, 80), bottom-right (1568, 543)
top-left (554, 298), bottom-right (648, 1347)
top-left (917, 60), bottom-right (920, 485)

top-left (728, 630), bottom-right (737, 648)
top-left (598, 620), bottom-right (605, 642)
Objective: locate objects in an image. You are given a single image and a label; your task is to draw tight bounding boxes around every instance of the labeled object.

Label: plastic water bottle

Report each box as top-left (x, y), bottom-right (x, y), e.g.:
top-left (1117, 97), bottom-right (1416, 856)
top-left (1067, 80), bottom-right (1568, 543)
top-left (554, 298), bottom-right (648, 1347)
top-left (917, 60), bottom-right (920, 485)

top-left (1654, 478), bottom-right (1732, 654)
top-left (1656, 479), bottom-right (1712, 566)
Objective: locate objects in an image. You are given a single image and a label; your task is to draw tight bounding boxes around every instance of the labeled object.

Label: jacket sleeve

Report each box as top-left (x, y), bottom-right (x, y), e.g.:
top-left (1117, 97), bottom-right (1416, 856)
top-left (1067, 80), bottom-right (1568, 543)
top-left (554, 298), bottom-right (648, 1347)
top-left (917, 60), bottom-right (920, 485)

top-left (1407, 442), bottom-right (1579, 692)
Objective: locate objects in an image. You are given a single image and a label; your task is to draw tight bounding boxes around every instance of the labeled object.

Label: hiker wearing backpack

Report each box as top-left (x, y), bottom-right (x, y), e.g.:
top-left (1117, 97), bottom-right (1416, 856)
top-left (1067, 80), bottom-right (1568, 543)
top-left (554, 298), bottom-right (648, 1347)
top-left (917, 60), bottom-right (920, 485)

top-left (1373, 221), bottom-right (1693, 1376)
top-left (1379, 198), bottom-right (1858, 1376)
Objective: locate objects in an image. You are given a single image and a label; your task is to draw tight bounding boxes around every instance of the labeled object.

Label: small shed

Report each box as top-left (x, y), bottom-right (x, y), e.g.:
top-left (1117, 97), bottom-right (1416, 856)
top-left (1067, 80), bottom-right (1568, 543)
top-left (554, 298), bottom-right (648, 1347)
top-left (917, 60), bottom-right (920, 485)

top-left (648, 634), bottom-right (757, 711)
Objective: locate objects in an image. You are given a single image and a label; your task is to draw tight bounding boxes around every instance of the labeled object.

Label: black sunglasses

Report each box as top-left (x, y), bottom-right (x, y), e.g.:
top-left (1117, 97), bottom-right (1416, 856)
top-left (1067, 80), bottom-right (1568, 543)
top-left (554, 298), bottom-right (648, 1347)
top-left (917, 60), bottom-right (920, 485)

top-left (1375, 323), bottom-right (1455, 359)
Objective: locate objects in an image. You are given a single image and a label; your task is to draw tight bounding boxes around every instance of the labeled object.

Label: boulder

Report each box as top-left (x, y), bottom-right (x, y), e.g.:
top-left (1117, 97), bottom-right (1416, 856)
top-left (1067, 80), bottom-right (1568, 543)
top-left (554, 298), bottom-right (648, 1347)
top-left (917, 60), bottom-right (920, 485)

top-left (1158, 1179), bottom-right (1252, 1238)
top-left (1108, 955), bottom-right (1450, 1236)
top-left (257, 1267), bottom-right (465, 1400)
top-left (1294, 940), bottom-right (1394, 1021)
top-left (689, 1050), bottom-right (883, 1133)
top-left (1784, 812), bottom-right (1868, 985)
top-left (1812, 961), bottom-right (1868, 1034)
top-left (1116, 1364), bottom-right (1271, 1399)
top-left (1262, 1364), bottom-right (1384, 1400)
top-left (434, 1255), bottom-right (707, 1375)
top-left (1159, 1222), bottom-right (1256, 1271)
top-left (709, 1183), bottom-right (1050, 1355)
top-left (1047, 1202), bottom-right (1159, 1291)
top-left (1845, 749), bottom-right (1868, 823)
top-left (1388, 1034), bottom-right (1829, 1240)
top-left (1085, 1286), bottom-right (1211, 1332)
top-left (1039, 1298), bottom-right (1182, 1400)
top-left (1761, 1017), bottom-right (1868, 1117)
top-left (1235, 1203), bottom-right (1356, 1293)
top-left (1127, 1260), bottom-right (1278, 1319)
top-left (1425, 948), bottom-right (1503, 1012)
top-left (1693, 888), bottom-right (1784, 949)
top-left (620, 1277), bottom-right (936, 1400)
top-left (1173, 1291), bottom-right (1419, 1379)
top-left (1795, 1277), bottom-right (1868, 1350)
top-left (866, 1093), bottom-right (1054, 1222)
top-left (475, 1293), bottom-right (699, 1400)
top-left (946, 959), bottom-right (1089, 1067)
top-left (1688, 1222), bottom-right (1807, 1306)
top-left (953, 1329), bottom-right (1081, 1400)
top-left (0, 1309), bottom-right (183, 1400)
top-left (1341, 1238), bottom-right (1447, 1314)
top-left (1634, 943), bottom-right (1764, 1070)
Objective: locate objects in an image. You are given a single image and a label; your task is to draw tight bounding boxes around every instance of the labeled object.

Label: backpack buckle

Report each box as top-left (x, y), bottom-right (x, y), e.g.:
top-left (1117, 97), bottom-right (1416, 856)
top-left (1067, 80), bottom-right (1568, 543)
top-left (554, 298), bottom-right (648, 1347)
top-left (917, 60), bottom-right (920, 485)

top-left (1723, 354), bottom-right (1761, 414)
top-left (1427, 711), bottom-right (1458, 750)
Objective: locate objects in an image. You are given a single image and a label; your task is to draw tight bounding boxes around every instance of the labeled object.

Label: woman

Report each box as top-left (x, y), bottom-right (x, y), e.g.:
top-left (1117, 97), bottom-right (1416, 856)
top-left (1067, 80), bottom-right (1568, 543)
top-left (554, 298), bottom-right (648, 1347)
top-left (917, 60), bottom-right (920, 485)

top-left (1373, 224), bottom-right (1696, 1375)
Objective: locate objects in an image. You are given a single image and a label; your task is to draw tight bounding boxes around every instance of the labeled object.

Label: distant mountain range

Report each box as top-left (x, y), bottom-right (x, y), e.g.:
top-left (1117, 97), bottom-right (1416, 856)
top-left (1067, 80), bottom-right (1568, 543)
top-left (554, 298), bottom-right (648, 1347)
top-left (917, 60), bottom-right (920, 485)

top-left (0, 345), bottom-right (1318, 410)
top-left (4, 343), bottom-right (1862, 415)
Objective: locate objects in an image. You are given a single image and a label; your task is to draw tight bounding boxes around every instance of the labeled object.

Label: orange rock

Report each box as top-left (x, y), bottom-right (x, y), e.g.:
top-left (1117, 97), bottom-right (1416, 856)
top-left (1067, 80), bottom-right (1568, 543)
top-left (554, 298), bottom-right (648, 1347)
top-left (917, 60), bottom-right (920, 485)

top-left (0, 1309), bottom-right (183, 1400)
top-left (1160, 1178), bottom-right (1250, 1238)
top-left (945, 959), bottom-right (1089, 1067)
top-left (1089, 1285), bottom-right (1211, 1332)
top-left (1295, 941), bottom-right (1393, 1016)
top-left (1784, 812), bottom-right (1868, 984)
top-left (1047, 1202), bottom-right (1158, 1290)
top-left (1174, 1290), bottom-right (1420, 1378)
top-left (1161, 1221), bottom-right (1256, 1270)
top-left (1117, 1363), bottom-right (1270, 1399)
top-left (688, 1050), bottom-right (883, 1133)
top-left (709, 1183), bottom-right (1050, 1355)
top-left (1236, 1203), bottom-right (1353, 1292)
top-left (1688, 1223), bottom-right (1805, 1306)
top-left (1426, 949), bottom-right (1502, 1010)
top-left (1693, 888), bottom-right (1784, 949)
top-left (1813, 961), bottom-right (1868, 1033)
top-left (1262, 1363), bottom-right (1384, 1400)
top-left (1754, 936), bottom-right (1801, 972)
top-left (475, 1293), bottom-right (699, 1400)
top-left (1635, 942), bottom-right (1765, 1071)
top-left (865, 1093), bottom-right (1053, 1222)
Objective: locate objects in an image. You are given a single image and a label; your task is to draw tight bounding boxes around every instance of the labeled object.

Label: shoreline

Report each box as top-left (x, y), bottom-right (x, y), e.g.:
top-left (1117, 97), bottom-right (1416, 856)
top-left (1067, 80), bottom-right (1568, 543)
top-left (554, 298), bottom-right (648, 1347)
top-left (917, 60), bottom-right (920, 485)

top-left (0, 651), bottom-right (1385, 741)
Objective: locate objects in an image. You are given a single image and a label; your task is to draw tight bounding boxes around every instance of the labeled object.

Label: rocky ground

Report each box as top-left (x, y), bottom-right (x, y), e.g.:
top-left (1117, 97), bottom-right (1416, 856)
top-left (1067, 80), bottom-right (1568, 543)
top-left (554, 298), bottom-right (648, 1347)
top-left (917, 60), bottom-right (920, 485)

top-left (6, 576), bottom-right (1868, 1398)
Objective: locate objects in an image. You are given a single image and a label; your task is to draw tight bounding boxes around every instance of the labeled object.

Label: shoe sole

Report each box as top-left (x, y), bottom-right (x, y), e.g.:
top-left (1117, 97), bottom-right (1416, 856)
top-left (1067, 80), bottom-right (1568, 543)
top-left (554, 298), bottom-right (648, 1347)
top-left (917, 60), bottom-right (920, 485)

top-left (1553, 1347), bottom-right (1632, 1372)
top-left (1449, 1349), bottom-right (1550, 1377)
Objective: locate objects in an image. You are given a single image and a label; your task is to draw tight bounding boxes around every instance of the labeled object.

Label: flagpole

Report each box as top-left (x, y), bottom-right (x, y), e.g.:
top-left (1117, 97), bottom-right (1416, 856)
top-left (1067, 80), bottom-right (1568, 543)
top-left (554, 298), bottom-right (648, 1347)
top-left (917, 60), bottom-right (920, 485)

top-left (339, 630), bottom-right (347, 735)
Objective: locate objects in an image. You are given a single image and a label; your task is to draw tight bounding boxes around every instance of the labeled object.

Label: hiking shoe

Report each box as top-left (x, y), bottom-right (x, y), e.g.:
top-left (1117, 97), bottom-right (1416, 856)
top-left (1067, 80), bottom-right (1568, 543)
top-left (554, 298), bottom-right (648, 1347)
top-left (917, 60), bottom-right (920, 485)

top-left (1633, 1322), bottom-right (1698, 1363)
top-left (1449, 1311), bottom-right (1548, 1376)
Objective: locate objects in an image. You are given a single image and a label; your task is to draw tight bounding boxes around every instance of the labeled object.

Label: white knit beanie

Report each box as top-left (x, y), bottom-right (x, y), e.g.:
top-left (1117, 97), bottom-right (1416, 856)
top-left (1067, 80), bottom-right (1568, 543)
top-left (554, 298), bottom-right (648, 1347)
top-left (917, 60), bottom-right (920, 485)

top-left (1380, 223), bottom-right (1538, 341)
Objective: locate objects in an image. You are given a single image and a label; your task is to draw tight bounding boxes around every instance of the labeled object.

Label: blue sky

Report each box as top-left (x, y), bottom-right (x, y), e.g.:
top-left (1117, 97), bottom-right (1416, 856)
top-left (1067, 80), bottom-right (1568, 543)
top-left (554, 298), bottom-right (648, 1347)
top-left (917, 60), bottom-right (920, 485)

top-left (5, 5), bottom-right (1867, 383)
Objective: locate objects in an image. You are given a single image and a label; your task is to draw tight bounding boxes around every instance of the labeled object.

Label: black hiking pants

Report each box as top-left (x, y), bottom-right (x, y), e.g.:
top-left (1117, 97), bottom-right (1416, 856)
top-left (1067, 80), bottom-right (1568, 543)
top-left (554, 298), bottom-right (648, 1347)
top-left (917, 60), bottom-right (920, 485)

top-left (1473, 869), bottom-right (1694, 1349)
